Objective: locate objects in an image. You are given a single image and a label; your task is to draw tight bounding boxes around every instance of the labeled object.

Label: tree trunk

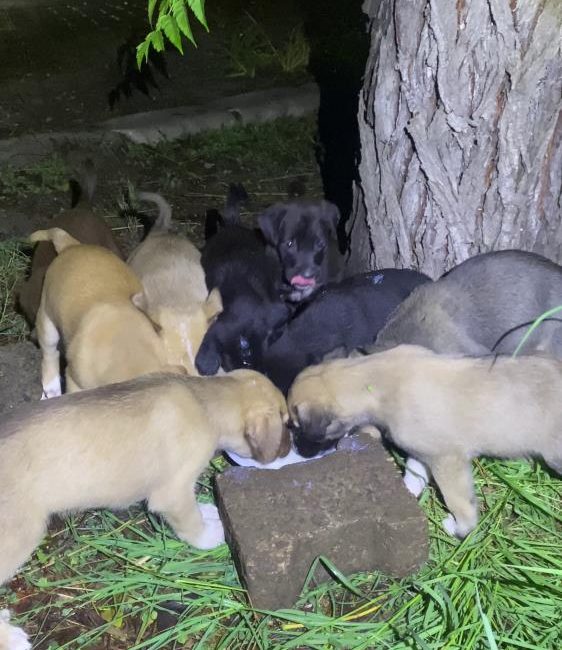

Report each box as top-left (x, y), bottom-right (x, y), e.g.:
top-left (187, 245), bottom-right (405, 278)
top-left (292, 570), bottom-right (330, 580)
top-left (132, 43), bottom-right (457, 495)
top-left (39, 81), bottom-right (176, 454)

top-left (348, 0), bottom-right (562, 279)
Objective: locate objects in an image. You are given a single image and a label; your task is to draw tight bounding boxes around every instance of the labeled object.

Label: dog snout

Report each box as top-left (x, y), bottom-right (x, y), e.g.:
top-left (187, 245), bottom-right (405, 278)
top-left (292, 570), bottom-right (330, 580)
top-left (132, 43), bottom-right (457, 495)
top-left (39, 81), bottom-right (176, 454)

top-left (293, 426), bottom-right (338, 458)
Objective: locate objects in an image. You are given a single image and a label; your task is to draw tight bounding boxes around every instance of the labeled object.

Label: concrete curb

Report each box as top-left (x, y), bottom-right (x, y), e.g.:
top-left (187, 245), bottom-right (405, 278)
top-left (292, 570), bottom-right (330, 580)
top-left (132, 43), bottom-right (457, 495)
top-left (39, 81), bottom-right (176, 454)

top-left (0, 83), bottom-right (319, 165)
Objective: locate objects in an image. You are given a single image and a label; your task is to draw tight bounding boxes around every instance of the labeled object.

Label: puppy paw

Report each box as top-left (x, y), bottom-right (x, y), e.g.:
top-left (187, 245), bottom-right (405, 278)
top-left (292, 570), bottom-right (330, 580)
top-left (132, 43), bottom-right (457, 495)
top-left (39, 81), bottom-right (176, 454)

top-left (0, 610), bottom-right (31, 650)
top-left (403, 458), bottom-right (429, 497)
top-left (41, 375), bottom-right (61, 399)
top-left (442, 514), bottom-right (458, 536)
top-left (191, 504), bottom-right (225, 550)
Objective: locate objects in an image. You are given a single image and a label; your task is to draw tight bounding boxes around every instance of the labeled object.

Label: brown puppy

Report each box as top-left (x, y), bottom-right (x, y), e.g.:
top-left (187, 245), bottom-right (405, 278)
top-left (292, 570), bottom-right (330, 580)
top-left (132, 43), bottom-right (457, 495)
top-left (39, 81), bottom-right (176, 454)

top-left (0, 369), bottom-right (291, 585)
top-left (128, 192), bottom-right (222, 374)
top-left (17, 172), bottom-right (123, 326)
top-left (31, 227), bottom-right (173, 397)
top-left (288, 345), bottom-right (562, 538)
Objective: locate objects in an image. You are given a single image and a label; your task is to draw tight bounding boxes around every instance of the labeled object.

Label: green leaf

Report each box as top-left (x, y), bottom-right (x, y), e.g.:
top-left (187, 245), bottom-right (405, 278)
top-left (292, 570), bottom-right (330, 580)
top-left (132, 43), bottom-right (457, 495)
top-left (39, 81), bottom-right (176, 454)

top-left (173, 0), bottom-right (196, 45)
top-left (147, 0), bottom-right (159, 26)
top-left (157, 14), bottom-right (183, 53)
top-left (188, 0), bottom-right (208, 30)
top-left (136, 38), bottom-right (152, 68)
top-left (151, 28), bottom-right (166, 53)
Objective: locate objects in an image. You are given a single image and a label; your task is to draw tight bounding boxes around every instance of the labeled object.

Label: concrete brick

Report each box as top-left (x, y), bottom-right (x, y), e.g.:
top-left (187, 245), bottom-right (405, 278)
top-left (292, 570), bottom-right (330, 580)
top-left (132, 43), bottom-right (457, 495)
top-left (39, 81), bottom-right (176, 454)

top-left (215, 432), bottom-right (428, 610)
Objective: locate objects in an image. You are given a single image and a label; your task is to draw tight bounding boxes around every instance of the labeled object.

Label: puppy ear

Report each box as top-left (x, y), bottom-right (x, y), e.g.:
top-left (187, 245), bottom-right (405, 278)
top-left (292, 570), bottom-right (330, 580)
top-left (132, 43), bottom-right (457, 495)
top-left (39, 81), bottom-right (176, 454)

top-left (257, 204), bottom-right (287, 246)
top-left (204, 287), bottom-right (223, 323)
top-left (320, 201), bottom-right (341, 239)
top-left (131, 291), bottom-right (148, 312)
top-left (131, 293), bottom-right (162, 334)
top-left (244, 411), bottom-right (291, 464)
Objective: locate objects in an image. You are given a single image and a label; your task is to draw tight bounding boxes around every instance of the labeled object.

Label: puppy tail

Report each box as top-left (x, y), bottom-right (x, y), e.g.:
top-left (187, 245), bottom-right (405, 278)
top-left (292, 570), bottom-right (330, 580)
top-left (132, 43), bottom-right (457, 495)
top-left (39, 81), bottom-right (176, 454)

top-left (69, 158), bottom-right (97, 208)
top-left (204, 208), bottom-right (224, 240)
top-left (29, 228), bottom-right (81, 253)
top-left (223, 183), bottom-right (248, 225)
top-left (138, 191), bottom-right (173, 232)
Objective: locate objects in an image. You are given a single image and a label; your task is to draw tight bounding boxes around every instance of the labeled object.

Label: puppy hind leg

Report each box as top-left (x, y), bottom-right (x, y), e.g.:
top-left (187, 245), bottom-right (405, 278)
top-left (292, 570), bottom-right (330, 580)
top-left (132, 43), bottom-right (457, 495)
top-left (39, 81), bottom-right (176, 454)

top-left (64, 372), bottom-right (81, 394)
top-left (148, 483), bottom-right (225, 550)
top-left (0, 510), bottom-right (47, 585)
top-left (428, 455), bottom-right (478, 538)
top-left (36, 308), bottom-right (62, 399)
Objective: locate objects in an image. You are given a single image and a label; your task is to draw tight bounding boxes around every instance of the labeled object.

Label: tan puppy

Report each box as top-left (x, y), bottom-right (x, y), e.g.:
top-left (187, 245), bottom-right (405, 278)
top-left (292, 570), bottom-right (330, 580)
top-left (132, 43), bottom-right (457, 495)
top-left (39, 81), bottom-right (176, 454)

top-left (128, 192), bottom-right (222, 374)
top-left (288, 345), bottom-right (562, 538)
top-left (0, 369), bottom-right (291, 586)
top-left (17, 169), bottom-right (123, 327)
top-left (31, 228), bottom-right (174, 397)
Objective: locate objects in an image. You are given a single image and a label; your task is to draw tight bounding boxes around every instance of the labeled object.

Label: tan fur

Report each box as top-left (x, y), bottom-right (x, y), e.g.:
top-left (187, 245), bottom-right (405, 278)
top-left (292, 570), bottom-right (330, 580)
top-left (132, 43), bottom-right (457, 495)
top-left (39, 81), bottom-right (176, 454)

top-left (17, 203), bottom-right (123, 326)
top-left (288, 345), bottom-right (562, 537)
top-left (128, 193), bottom-right (223, 375)
top-left (31, 228), bottom-right (175, 396)
top-left (0, 369), bottom-right (291, 585)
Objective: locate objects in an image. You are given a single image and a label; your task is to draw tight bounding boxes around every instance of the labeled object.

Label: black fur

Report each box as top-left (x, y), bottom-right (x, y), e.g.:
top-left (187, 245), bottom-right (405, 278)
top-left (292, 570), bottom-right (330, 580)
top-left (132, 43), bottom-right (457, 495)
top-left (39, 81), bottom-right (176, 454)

top-left (258, 199), bottom-right (343, 302)
top-left (261, 269), bottom-right (431, 395)
top-left (196, 187), bottom-right (289, 375)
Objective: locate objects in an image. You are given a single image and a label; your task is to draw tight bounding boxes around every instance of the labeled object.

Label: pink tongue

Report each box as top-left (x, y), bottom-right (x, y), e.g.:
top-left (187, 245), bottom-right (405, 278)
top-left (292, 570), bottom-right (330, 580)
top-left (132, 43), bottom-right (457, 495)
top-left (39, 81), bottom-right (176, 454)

top-left (291, 275), bottom-right (316, 287)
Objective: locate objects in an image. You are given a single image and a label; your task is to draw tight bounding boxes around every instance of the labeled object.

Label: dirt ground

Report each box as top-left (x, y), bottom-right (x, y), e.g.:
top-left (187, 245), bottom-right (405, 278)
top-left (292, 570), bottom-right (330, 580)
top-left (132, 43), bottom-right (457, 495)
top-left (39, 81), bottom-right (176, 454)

top-left (0, 0), bottom-right (309, 139)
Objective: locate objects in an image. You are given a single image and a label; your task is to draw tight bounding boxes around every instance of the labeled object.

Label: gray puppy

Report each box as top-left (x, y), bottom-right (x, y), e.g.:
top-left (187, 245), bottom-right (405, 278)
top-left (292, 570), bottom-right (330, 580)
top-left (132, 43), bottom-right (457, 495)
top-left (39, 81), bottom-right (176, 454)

top-left (371, 250), bottom-right (562, 494)
top-left (375, 250), bottom-right (562, 357)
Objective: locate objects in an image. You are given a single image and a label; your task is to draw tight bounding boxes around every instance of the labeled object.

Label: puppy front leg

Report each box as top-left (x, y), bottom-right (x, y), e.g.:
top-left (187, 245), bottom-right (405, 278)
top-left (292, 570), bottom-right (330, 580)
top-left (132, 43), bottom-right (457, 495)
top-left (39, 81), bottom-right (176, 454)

top-left (36, 307), bottom-right (62, 399)
top-left (149, 486), bottom-right (225, 550)
top-left (403, 457), bottom-right (430, 497)
top-left (429, 455), bottom-right (478, 538)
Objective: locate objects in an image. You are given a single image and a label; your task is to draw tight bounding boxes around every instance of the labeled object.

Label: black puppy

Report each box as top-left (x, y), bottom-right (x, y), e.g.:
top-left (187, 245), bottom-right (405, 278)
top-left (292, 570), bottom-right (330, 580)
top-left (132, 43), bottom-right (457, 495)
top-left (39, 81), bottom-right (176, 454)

top-left (261, 269), bottom-right (431, 395)
top-left (196, 187), bottom-right (290, 375)
top-left (258, 200), bottom-right (343, 303)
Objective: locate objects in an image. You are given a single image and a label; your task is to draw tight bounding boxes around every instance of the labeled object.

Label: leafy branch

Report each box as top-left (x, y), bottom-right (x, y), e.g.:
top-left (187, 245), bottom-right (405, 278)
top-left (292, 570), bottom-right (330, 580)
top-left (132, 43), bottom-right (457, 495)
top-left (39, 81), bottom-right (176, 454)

top-left (136, 0), bottom-right (208, 67)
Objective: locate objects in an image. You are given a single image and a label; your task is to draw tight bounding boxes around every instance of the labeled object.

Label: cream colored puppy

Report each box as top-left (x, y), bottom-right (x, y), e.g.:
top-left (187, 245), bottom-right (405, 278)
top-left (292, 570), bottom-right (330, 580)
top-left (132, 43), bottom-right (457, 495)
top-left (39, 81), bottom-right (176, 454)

top-left (31, 227), bottom-right (176, 397)
top-left (0, 369), bottom-right (290, 585)
top-left (128, 192), bottom-right (222, 375)
top-left (288, 345), bottom-right (562, 538)
top-left (0, 610), bottom-right (30, 650)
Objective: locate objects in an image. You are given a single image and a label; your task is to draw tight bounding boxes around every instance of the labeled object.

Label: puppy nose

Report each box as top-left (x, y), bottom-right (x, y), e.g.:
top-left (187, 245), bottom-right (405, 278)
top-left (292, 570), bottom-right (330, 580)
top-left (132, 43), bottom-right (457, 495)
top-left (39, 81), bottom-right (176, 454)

top-left (301, 269), bottom-right (315, 278)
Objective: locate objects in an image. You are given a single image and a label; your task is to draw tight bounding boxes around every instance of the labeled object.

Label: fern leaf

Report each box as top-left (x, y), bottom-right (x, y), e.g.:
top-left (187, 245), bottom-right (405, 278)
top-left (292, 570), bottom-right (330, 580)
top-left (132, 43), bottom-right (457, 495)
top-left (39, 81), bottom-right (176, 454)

top-left (188, 0), bottom-right (208, 31)
top-left (157, 14), bottom-right (183, 53)
top-left (173, 0), bottom-right (196, 46)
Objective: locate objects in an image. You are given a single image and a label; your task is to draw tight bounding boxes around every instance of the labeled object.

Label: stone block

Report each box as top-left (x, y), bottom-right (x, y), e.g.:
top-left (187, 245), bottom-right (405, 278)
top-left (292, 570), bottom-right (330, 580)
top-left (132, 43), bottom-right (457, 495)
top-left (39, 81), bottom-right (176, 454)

top-left (215, 432), bottom-right (428, 610)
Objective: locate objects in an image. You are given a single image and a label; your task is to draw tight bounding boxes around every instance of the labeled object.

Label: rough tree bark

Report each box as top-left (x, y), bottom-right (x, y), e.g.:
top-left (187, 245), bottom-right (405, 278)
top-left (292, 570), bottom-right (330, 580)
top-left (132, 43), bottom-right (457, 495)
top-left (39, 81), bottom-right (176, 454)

top-left (348, 0), bottom-right (562, 279)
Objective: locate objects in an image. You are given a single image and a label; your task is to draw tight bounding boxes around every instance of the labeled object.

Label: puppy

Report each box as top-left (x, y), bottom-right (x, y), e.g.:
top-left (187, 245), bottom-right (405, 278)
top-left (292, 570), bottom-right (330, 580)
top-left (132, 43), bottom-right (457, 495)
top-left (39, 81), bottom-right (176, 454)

top-left (372, 250), bottom-right (562, 495)
top-left (258, 199), bottom-right (343, 302)
top-left (262, 269), bottom-right (431, 394)
top-left (0, 370), bottom-right (291, 585)
top-left (31, 228), bottom-right (174, 397)
top-left (17, 167), bottom-right (123, 326)
top-left (0, 610), bottom-right (30, 650)
top-left (288, 345), bottom-right (562, 538)
top-left (375, 250), bottom-right (562, 357)
top-left (196, 188), bottom-right (289, 375)
top-left (127, 192), bottom-right (222, 374)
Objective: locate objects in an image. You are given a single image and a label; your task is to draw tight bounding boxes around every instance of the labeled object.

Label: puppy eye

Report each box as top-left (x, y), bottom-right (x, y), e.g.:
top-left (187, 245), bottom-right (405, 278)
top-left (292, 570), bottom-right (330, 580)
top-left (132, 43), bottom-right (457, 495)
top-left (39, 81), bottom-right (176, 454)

top-left (285, 239), bottom-right (294, 248)
top-left (239, 335), bottom-right (250, 351)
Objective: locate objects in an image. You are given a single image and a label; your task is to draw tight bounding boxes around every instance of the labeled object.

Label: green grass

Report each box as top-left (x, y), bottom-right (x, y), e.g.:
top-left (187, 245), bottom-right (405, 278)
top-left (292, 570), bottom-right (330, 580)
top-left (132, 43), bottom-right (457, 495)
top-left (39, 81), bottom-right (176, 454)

top-left (0, 240), bottom-right (30, 341)
top-left (2, 457), bottom-right (560, 649)
top-left (0, 155), bottom-right (68, 198)
top-left (126, 115), bottom-right (318, 183)
top-left (0, 116), bottom-right (560, 648)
